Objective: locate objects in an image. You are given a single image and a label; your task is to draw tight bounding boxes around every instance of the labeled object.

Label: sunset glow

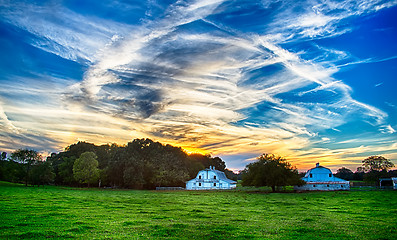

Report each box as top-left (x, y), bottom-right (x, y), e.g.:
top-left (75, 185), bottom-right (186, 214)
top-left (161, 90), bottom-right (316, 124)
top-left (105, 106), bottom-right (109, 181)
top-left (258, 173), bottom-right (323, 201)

top-left (1, 0), bottom-right (396, 171)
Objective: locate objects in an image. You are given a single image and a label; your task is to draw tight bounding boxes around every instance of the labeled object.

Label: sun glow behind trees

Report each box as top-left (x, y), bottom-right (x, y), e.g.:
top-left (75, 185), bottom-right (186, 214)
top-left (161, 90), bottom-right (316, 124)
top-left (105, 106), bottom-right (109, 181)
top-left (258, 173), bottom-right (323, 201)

top-left (0, 1), bottom-right (396, 171)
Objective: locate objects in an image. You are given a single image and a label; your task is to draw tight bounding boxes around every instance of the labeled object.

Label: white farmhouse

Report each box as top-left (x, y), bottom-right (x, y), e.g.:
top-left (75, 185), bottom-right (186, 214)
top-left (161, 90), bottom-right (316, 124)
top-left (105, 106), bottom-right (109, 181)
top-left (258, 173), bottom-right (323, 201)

top-left (186, 166), bottom-right (237, 190)
top-left (294, 163), bottom-right (350, 191)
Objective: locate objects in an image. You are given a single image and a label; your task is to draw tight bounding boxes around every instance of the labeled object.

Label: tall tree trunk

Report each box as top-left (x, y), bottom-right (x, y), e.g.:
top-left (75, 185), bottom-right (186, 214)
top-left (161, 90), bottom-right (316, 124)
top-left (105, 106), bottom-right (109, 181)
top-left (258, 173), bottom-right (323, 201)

top-left (25, 164), bottom-right (30, 186)
top-left (271, 186), bottom-right (275, 192)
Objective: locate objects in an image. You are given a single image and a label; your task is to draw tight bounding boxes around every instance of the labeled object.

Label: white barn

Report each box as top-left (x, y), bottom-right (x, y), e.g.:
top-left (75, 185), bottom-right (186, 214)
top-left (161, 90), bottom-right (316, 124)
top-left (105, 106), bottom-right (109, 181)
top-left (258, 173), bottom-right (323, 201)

top-left (186, 166), bottom-right (237, 190)
top-left (294, 163), bottom-right (350, 191)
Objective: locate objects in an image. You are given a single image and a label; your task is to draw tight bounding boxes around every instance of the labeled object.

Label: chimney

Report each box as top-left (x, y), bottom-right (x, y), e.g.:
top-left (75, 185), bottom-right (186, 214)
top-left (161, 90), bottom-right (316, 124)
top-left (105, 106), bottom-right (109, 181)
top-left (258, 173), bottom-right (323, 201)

top-left (316, 163), bottom-right (320, 168)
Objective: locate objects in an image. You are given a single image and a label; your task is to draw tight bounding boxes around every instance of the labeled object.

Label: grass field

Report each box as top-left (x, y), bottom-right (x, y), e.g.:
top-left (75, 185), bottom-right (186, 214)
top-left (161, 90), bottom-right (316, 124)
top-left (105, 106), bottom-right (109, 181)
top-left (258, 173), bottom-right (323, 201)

top-left (1, 181), bottom-right (396, 239)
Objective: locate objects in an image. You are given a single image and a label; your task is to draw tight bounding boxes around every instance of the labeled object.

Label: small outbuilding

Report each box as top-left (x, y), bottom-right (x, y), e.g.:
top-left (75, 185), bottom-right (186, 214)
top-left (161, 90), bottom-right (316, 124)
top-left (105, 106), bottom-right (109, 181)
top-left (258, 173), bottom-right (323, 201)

top-left (294, 163), bottom-right (350, 191)
top-left (379, 177), bottom-right (397, 189)
top-left (186, 166), bottom-right (237, 190)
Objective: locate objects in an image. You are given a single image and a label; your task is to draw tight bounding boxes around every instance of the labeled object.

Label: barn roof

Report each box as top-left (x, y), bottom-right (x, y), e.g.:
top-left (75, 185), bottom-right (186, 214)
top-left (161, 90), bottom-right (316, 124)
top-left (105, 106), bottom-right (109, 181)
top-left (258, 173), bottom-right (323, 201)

top-left (211, 168), bottom-right (237, 184)
top-left (186, 167), bottom-right (237, 184)
top-left (302, 163), bottom-right (349, 183)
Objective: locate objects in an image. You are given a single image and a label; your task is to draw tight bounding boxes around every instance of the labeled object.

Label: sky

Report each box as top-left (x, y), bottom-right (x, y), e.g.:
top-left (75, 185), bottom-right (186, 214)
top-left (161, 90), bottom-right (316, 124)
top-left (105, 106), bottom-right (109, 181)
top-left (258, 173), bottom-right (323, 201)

top-left (0, 0), bottom-right (396, 172)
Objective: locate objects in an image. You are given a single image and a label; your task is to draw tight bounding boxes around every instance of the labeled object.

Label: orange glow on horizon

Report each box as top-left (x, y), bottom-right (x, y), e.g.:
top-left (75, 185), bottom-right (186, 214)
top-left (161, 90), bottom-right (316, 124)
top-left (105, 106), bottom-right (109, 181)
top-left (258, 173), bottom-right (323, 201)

top-left (46, 132), bottom-right (396, 173)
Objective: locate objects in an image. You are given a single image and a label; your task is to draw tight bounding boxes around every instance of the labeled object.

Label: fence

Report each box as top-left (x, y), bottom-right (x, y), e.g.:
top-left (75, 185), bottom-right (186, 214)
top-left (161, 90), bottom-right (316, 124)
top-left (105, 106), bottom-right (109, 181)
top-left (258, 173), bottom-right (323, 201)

top-left (155, 187), bottom-right (185, 190)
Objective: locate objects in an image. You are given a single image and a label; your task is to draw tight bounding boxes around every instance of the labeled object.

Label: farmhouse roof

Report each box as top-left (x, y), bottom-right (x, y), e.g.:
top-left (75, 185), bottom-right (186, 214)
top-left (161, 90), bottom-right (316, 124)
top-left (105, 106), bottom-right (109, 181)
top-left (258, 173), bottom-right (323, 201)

top-left (187, 166), bottom-right (237, 184)
top-left (210, 168), bottom-right (236, 184)
top-left (302, 163), bottom-right (349, 183)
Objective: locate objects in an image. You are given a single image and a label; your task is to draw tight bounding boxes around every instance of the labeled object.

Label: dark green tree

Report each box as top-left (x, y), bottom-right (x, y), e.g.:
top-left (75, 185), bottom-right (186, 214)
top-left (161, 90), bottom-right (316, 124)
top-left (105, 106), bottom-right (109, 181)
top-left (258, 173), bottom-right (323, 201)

top-left (41, 138), bottom-right (232, 189)
top-left (362, 156), bottom-right (394, 172)
top-left (58, 156), bottom-right (77, 185)
top-left (188, 154), bottom-right (226, 171)
top-left (73, 152), bottom-right (99, 187)
top-left (0, 155), bottom-right (24, 183)
top-left (185, 156), bottom-right (205, 178)
top-left (363, 170), bottom-right (383, 183)
top-left (65, 142), bottom-right (97, 157)
top-left (353, 167), bottom-right (365, 181)
top-left (31, 161), bottom-right (55, 187)
top-left (334, 167), bottom-right (354, 180)
top-left (242, 153), bottom-right (304, 192)
top-left (10, 149), bottom-right (42, 186)
top-left (47, 141), bottom-right (114, 186)
top-left (224, 168), bottom-right (238, 181)
top-left (212, 157), bottom-right (226, 171)
top-left (123, 164), bottom-right (145, 189)
top-left (361, 156), bottom-right (394, 183)
top-left (0, 152), bottom-right (6, 180)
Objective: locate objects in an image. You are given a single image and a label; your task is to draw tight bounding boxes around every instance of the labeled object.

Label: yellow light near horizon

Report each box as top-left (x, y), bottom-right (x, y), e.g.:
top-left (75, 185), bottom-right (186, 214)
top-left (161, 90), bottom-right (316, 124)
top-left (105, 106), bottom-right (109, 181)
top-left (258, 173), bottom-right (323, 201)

top-left (177, 146), bottom-right (211, 156)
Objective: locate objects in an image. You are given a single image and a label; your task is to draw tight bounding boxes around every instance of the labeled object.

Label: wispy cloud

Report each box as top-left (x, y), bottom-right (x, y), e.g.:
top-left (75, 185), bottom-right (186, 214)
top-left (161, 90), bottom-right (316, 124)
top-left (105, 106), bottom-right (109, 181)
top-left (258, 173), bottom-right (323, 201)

top-left (0, 102), bottom-right (20, 134)
top-left (380, 125), bottom-right (396, 134)
top-left (1, 0), bottom-right (396, 170)
top-left (0, 1), bottom-right (132, 63)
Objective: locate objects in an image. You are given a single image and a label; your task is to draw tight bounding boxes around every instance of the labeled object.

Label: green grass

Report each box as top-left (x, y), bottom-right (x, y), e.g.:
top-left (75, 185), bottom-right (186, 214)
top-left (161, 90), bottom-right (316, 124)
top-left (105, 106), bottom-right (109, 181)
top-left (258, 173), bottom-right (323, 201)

top-left (1, 181), bottom-right (396, 239)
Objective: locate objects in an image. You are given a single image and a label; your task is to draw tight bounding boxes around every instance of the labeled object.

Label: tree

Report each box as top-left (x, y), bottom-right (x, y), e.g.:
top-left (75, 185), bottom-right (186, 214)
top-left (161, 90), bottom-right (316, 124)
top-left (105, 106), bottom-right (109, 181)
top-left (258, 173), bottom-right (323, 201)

top-left (211, 157), bottom-right (226, 171)
top-left (31, 161), bottom-right (55, 187)
top-left (241, 154), bottom-right (304, 192)
top-left (73, 152), bottom-right (99, 187)
top-left (334, 167), bottom-right (354, 180)
top-left (353, 167), bottom-right (365, 181)
top-left (58, 156), bottom-right (77, 185)
top-left (41, 138), bottom-right (232, 189)
top-left (362, 156), bottom-right (394, 172)
top-left (224, 168), bottom-right (238, 181)
top-left (10, 149), bottom-right (42, 186)
top-left (188, 154), bottom-right (226, 171)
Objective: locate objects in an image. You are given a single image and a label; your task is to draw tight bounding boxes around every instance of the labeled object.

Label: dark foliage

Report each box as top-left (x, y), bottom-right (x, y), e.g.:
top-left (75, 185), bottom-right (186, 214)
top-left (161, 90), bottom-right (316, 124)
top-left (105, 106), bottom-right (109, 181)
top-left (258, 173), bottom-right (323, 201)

top-left (337, 160), bottom-right (397, 183)
top-left (334, 167), bottom-right (354, 180)
top-left (0, 157), bottom-right (25, 182)
top-left (0, 150), bottom-right (55, 186)
top-left (45, 138), bottom-right (230, 189)
top-left (362, 156), bottom-right (394, 172)
top-left (224, 169), bottom-right (239, 181)
top-left (30, 160), bottom-right (55, 187)
top-left (10, 149), bottom-right (43, 186)
top-left (357, 156), bottom-right (395, 183)
top-left (241, 153), bottom-right (304, 192)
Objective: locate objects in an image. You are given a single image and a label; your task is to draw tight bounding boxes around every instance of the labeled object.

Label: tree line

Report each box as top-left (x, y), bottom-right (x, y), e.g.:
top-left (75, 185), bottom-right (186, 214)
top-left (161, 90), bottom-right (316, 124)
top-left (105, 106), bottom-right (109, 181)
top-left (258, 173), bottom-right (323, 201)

top-left (0, 138), bottom-right (238, 189)
top-left (1, 140), bottom-right (395, 190)
top-left (240, 154), bottom-right (395, 191)
top-left (333, 156), bottom-right (396, 182)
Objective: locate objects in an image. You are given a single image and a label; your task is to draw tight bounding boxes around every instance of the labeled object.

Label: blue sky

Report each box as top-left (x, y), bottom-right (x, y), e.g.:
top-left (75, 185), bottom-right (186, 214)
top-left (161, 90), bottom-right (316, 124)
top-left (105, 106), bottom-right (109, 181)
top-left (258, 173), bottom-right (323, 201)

top-left (1, 0), bottom-right (396, 171)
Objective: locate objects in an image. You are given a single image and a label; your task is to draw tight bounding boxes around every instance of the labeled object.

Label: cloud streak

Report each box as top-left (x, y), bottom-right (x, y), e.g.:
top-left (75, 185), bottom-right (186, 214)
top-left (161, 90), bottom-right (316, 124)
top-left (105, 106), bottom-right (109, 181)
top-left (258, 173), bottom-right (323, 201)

top-left (1, 0), bottom-right (396, 170)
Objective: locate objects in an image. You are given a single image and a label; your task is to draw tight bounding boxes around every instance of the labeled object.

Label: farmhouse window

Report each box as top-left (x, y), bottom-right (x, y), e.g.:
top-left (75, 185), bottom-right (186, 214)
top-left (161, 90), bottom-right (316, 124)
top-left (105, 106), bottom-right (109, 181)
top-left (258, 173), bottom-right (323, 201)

top-left (214, 176), bottom-right (216, 179)
top-left (310, 174), bottom-right (312, 178)
top-left (199, 175), bottom-right (201, 179)
top-left (214, 183), bottom-right (216, 186)
top-left (327, 185), bottom-right (329, 187)
top-left (341, 185), bottom-right (343, 187)
top-left (329, 174), bottom-right (332, 177)
top-left (199, 183), bottom-right (201, 186)
top-left (313, 185), bottom-right (316, 187)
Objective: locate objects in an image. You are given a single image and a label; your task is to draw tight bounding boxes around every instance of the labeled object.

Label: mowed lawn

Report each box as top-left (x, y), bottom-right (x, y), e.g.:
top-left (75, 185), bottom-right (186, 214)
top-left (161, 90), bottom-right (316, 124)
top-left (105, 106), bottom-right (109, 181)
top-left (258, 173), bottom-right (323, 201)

top-left (0, 182), bottom-right (396, 239)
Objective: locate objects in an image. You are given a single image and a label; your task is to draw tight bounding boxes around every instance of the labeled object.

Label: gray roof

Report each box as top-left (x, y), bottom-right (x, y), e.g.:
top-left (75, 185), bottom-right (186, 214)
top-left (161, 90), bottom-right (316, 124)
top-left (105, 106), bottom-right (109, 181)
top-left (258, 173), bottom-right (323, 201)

top-left (212, 169), bottom-right (237, 184)
top-left (186, 167), bottom-right (237, 184)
